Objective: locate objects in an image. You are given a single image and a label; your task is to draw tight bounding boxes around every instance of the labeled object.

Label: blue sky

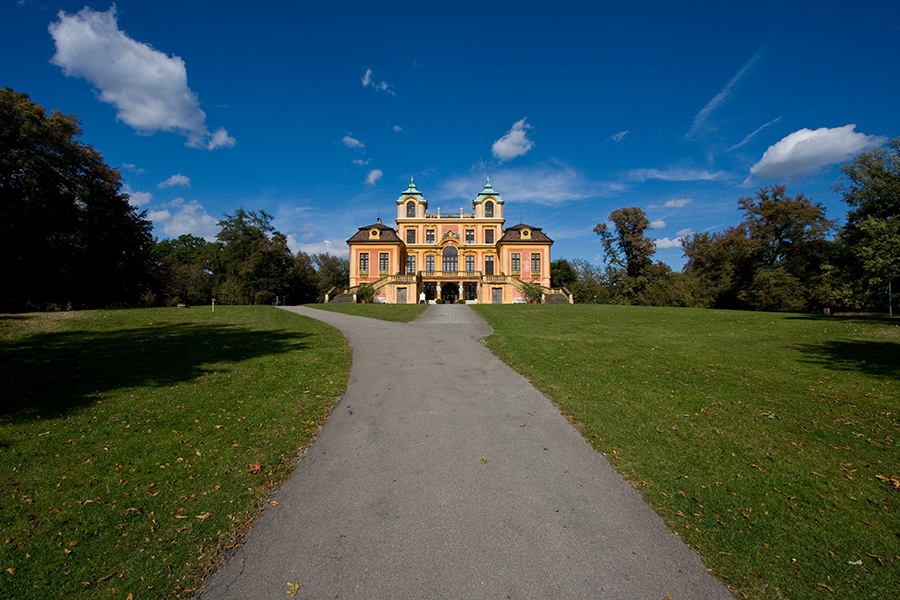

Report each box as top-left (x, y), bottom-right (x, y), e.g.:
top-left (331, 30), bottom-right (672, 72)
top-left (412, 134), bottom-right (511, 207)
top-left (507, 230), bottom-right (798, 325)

top-left (3, 1), bottom-right (898, 269)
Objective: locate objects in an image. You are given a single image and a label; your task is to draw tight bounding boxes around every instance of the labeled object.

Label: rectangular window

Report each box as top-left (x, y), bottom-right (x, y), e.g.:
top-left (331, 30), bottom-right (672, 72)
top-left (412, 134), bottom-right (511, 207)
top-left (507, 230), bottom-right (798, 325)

top-left (531, 253), bottom-right (541, 273)
top-left (379, 252), bottom-right (389, 273)
top-left (511, 253), bottom-right (521, 273)
top-left (406, 255), bottom-right (416, 274)
top-left (484, 255), bottom-right (494, 275)
top-left (465, 229), bottom-right (474, 244)
top-left (407, 229), bottom-right (416, 244)
top-left (359, 252), bottom-right (369, 274)
top-left (485, 229), bottom-right (494, 244)
top-left (426, 255), bottom-right (435, 272)
top-left (465, 255), bottom-right (475, 272)
top-left (426, 229), bottom-right (435, 244)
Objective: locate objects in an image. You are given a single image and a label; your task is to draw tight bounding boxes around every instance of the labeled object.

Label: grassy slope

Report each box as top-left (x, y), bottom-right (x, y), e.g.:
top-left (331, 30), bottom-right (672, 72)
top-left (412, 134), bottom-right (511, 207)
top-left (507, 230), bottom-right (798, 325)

top-left (472, 304), bottom-right (899, 600)
top-left (0, 307), bottom-right (350, 599)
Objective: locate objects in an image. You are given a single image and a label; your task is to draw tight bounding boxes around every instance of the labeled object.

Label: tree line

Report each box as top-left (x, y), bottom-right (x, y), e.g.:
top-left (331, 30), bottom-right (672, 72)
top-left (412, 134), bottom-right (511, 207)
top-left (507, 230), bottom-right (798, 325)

top-left (1, 88), bottom-right (346, 311)
top-left (553, 141), bottom-right (899, 314)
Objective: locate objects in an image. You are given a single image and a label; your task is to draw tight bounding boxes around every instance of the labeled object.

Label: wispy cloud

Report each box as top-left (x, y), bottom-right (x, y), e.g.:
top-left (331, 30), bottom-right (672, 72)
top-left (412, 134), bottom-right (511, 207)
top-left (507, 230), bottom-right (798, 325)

top-left (361, 68), bottom-right (395, 95)
top-left (352, 158), bottom-right (371, 166)
top-left (365, 169), bottom-right (383, 186)
top-left (49, 6), bottom-right (234, 150)
top-left (629, 167), bottom-right (727, 182)
top-left (608, 130), bottom-right (629, 143)
top-left (492, 118), bottom-right (535, 162)
top-left (745, 125), bottom-right (887, 184)
top-left (727, 116), bottom-right (782, 152)
top-left (650, 219), bottom-right (665, 229)
top-left (158, 173), bottom-right (190, 188)
top-left (439, 161), bottom-right (615, 206)
top-left (342, 135), bottom-right (365, 149)
top-left (686, 48), bottom-right (763, 139)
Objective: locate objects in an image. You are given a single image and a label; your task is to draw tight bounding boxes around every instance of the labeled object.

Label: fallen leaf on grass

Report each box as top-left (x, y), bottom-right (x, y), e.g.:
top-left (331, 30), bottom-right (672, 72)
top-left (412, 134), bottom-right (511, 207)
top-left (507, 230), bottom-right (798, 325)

top-left (249, 461), bottom-right (262, 474)
top-left (195, 512), bottom-right (213, 520)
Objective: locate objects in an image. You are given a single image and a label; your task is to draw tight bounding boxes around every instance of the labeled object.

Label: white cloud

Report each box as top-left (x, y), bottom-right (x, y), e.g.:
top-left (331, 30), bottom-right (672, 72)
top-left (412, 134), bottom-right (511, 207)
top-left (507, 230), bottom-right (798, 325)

top-left (665, 198), bottom-right (693, 208)
top-left (650, 220), bottom-right (666, 229)
top-left (746, 125), bottom-right (887, 183)
top-left (393, 125), bottom-right (403, 133)
top-left (630, 167), bottom-right (727, 182)
top-left (49, 6), bottom-right (233, 150)
top-left (687, 48), bottom-right (763, 139)
top-left (653, 237), bottom-right (685, 250)
top-left (676, 228), bottom-right (694, 237)
top-left (122, 183), bottom-right (152, 207)
top-left (361, 68), bottom-right (395, 95)
top-left (342, 135), bottom-right (364, 149)
top-left (609, 130), bottom-right (629, 143)
top-left (147, 198), bottom-right (219, 240)
top-left (365, 169), bottom-right (383, 186)
top-left (352, 158), bottom-right (371, 166)
top-left (158, 173), bottom-right (191, 188)
top-left (492, 118), bottom-right (535, 162)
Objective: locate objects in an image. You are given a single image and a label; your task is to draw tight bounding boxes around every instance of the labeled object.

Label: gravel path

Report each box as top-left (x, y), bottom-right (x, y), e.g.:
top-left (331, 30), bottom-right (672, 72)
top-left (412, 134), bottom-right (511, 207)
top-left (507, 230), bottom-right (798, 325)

top-left (197, 304), bottom-right (733, 599)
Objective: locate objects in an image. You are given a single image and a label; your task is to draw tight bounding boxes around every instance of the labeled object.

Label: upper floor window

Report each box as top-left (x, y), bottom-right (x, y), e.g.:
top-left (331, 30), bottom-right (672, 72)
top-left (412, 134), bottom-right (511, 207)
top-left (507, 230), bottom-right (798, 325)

top-left (379, 252), bottom-right (389, 273)
top-left (442, 246), bottom-right (458, 272)
top-left (426, 255), bottom-right (435, 272)
top-left (531, 253), bottom-right (541, 273)
top-left (406, 255), bottom-right (416, 274)
top-left (484, 255), bottom-right (494, 275)
top-left (406, 201), bottom-right (415, 217)
top-left (465, 255), bottom-right (475, 272)
top-left (426, 229), bottom-right (435, 244)
top-left (511, 253), bottom-right (521, 273)
top-left (485, 201), bottom-right (494, 217)
top-left (406, 228), bottom-right (416, 244)
top-left (465, 229), bottom-right (474, 243)
top-left (485, 229), bottom-right (494, 244)
top-left (359, 252), bottom-right (369, 273)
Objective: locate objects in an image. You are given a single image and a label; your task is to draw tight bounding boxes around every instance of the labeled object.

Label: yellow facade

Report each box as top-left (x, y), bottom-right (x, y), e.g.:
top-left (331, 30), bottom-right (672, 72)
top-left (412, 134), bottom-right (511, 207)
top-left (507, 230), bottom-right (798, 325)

top-left (347, 178), bottom-right (554, 304)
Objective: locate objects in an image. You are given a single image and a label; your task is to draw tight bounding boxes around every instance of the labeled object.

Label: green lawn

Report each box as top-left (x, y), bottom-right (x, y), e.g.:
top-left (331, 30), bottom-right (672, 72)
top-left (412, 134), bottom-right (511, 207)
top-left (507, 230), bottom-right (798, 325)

top-left (0, 307), bottom-right (350, 599)
top-left (305, 302), bottom-right (428, 322)
top-left (472, 304), bottom-right (899, 600)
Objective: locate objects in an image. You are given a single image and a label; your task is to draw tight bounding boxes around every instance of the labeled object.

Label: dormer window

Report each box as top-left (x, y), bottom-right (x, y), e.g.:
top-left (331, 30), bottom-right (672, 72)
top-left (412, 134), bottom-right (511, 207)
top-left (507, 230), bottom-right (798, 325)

top-left (485, 201), bottom-right (494, 217)
top-left (370, 229), bottom-right (379, 238)
top-left (406, 200), bottom-right (415, 217)
top-left (522, 229), bottom-right (530, 238)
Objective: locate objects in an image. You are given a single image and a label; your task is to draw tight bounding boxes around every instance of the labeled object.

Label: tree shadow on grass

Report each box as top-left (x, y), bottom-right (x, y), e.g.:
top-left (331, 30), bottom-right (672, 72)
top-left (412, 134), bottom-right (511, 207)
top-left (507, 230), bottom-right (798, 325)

top-left (793, 339), bottom-right (900, 379)
top-left (0, 322), bottom-right (312, 422)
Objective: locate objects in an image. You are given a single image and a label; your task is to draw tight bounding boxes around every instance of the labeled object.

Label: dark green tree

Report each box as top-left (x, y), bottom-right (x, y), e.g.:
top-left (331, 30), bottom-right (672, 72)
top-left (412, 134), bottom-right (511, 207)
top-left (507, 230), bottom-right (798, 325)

top-left (313, 253), bottom-right (350, 302)
top-left (835, 139), bottom-right (900, 312)
top-left (0, 88), bottom-right (153, 310)
top-left (550, 259), bottom-right (578, 289)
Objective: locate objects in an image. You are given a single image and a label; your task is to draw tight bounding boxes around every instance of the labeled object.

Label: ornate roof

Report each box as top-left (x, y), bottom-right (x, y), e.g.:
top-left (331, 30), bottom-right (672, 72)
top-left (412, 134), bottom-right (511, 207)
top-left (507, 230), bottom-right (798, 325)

top-left (472, 176), bottom-right (504, 205)
top-left (346, 220), bottom-right (403, 243)
top-left (499, 223), bottom-right (553, 243)
top-left (395, 177), bottom-right (428, 206)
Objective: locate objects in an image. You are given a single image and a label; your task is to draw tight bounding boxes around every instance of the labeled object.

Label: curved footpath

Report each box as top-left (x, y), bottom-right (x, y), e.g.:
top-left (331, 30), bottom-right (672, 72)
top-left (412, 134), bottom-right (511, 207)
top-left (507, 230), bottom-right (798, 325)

top-left (198, 304), bottom-right (733, 599)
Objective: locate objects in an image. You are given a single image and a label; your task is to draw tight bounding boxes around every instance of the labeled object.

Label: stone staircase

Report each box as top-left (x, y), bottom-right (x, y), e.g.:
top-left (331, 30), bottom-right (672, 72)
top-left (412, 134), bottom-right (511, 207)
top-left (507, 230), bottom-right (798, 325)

top-left (543, 292), bottom-right (570, 304)
top-left (329, 293), bottom-right (355, 303)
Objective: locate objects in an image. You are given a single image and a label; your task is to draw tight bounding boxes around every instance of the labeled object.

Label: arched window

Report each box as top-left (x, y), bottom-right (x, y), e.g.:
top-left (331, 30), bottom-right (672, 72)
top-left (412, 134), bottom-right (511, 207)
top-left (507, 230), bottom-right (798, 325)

top-left (485, 201), bottom-right (494, 217)
top-left (442, 245), bottom-right (458, 272)
top-left (406, 201), bottom-right (416, 217)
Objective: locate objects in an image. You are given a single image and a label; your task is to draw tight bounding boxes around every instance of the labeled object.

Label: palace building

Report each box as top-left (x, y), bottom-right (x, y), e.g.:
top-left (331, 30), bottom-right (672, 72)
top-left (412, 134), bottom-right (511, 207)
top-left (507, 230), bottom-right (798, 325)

top-left (344, 178), bottom-right (570, 304)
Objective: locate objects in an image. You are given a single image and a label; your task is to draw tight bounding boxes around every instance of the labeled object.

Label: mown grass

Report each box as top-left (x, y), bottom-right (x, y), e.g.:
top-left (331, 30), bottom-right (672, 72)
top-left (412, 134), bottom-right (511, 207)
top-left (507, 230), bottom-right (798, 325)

top-left (0, 307), bottom-right (350, 599)
top-left (472, 304), bottom-right (899, 600)
top-left (305, 302), bottom-right (428, 322)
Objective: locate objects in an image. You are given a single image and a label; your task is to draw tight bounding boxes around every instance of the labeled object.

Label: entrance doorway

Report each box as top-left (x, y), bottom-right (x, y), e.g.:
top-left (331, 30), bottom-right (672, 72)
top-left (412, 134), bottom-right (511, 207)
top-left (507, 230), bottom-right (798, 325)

top-left (397, 287), bottom-right (407, 304)
top-left (441, 282), bottom-right (459, 303)
top-left (492, 287), bottom-right (503, 304)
